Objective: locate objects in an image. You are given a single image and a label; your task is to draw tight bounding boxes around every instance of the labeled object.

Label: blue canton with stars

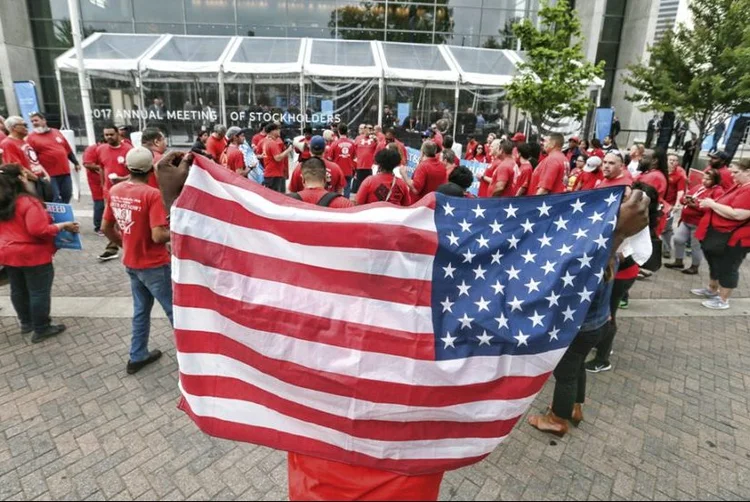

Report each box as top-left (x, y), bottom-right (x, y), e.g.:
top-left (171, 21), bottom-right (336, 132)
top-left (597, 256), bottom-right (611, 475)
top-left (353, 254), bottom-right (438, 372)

top-left (431, 187), bottom-right (625, 360)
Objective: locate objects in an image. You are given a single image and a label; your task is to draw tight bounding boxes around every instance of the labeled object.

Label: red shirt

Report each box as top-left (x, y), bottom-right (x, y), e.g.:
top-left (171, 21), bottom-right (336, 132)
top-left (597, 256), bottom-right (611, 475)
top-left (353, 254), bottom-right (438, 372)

top-left (95, 142), bottom-right (132, 197)
top-left (103, 181), bottom-right (170, 269)
top-left (0, 195), bottom-right (59, 267)
top-left (26, 129), bottom-right (74, 177)
top-left (222, 144), bottom-right (245, 173)
top-left (591, 148), bottom-right (605, 159)
top-left (147, 150), bottom-right (162, 190)
top-left (512, 161), bottom-right (533, 196)
top-left (478, 163), bottom-right (497, 198)
top-left (473, 153), bottom-right (487, 163)
top-left (82, 143), bottom-right (104, 201)
top-left (205, 134), bottom-right (227, 161)
top-left (577, 170), bottom-right (604, 191)
top-left (375, 139), bottom-right (408, 168)
top-left (251, 132), bottom-right (267, 154)
top-left (490, 158), bottom-right (516, 197)
top-left (330, 137), bottom-right (356, 177)
top-left (528, 150), bottom-right (566, 194)
top-left (296, 187), bottom-right (353, 208)
top-left (637, 170), bottom-right (668, 199)
top-left (696, 183), bottom-right (750, 240)
top-left (710, 166), bottom-right (734, 191)
top-left (0, 136), bottom-right (33, 170)
top-left (354, 135), bottom-right (378, 170)
top-left (680, 184), bottom-right (724, 226)
top-left (412, 156), bottom-right (448, 201)
top-left (288, 158), bottom-right (346, 194)
top-left (295, 137), bottom-right (312, 161)
top-left (665, 166), bottom-right (687, 205)
top-left (356, 173), bottom-right (411, 206)
top-left (263, 137), bottom-right (289, 178)
top-left (464, 140), bottom-right (477, 160)
top-left (596, 171), bottom-right (633, 188)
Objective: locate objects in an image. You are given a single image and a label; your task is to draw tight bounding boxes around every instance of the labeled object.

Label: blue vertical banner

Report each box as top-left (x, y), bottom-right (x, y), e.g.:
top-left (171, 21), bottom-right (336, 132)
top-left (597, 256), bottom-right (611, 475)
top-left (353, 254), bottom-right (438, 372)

top-left (13, 81), bottom-right (41, 126)
top-left (321, 100), bottom-right (333, 115)
top-left (397, 103), bottom-right (410, 125)
top-left (595, 108), bottom-right (614, 140)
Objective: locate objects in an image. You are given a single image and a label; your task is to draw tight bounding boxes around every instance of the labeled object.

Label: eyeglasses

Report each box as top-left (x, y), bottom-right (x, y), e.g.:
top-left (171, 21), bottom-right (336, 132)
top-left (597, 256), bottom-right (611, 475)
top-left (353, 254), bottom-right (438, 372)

top-left (608, 150), bottom-right (624, 161)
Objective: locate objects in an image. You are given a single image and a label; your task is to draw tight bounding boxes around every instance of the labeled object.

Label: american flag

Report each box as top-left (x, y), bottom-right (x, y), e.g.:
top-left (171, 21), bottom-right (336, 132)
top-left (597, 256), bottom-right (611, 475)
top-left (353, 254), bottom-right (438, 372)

top-left (171, 156), bottom-right (624, 476)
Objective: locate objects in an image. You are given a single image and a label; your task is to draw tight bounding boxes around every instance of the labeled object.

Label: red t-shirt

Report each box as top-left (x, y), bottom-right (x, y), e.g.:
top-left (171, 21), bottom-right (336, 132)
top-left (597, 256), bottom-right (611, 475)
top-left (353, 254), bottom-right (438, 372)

top-left (577, 170), bottom-right (604, 191)
top-left (251, 132), bottom-right (267, 154)
top-left (354, 135), bottom-right (378, 170)
top-left (222, 144), bottom-right (246, 173)
top-left (26, 129), bottom-right (73, 177)
top-left (0, 195), bottom-right (58, 268)
top-left (375, 139), bottom-right (408, 168)
top-left (665, 166), bottom-right (687, 205)
top-left (295, 137), bottom-right (312, 161)
top-left (478, 163), bottom-right (497, 198)
top-left (263, 137), bottom-right (289, 178)
top-left (330, 137), bottom-right (356, 177)
top-left (147, 150), bottom-right (162, 190)
top-left (0, 129), bottom-right (6, 143)
top-left (638, 170), bottom-right (668, 200)
top-left (512, 161), bottom-right (533, 196)
top-left (412, 156), bottom-right (448, 201)
top-left (596, 171), bottom-right (633, 188)
top-left (680, 184), bottom-right (724, 226)
top-left (103, 181), bottom-right (170, 269)
top-left (296, 187), bottom-right (353, 208)
top-left (490, 158), bottom-right (516, 197)
top-left (205, 134), bottom-right (227, 161)
top-left (474, 153), bottom-right (488, 163)
top-left (0, 136), bottom-right (33, 170)
top-left (709, 166), bottom-right (734, 191)
top-left (82, 143), bottom-right (104, 201)
top-left (288, 158), bottom-right (346, 194)
top-left (528, 150), bottom-right (566, 194)
top-left (696, 183), bottom-right (750, 239)
top-left (95, 142), bottom-right (132, 198)
top-left (591, 148), bottom-right (605, 159)
top-left (356, 173), bottom-right (411, 206)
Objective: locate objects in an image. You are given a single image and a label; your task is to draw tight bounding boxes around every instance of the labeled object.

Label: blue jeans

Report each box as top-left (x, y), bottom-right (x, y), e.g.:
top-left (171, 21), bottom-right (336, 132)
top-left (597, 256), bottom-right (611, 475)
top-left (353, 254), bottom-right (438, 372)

top-left (93, 199), bottom-right (104, 232)
top-left (344, 175), bottom-right (353, 198)
top-left (6, 263), bottom-right (55, 334)
top-left (50, 174), bottom-right (73, 204)
top-left (126, 265), bottom-right (174, 363)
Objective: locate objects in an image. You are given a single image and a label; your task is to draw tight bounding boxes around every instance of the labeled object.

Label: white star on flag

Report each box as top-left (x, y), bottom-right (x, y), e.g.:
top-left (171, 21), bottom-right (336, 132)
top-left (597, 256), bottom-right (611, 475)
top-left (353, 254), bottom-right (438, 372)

top-left (477, 331), bottom-right (493, 346)
top-left (521, 250), bottom-right (537, 263)
top-left (459, 219), bottom-right (472, 233)
top-left (594, 268), bottom-right (605, 283)
top-left (605, 193), bottom-right (619, 206)
top-left (608, 217), bottom-right (617, 229)
top-left (588, 211), bottom-right (604, 224)
top-left (594, 234), bottom-right (609, 249)
top-left (528, 310), bottom-right (545, 328)
top-left (441, 332), bottom-right (457, 348)
top-left (561, 271), bottom-right (576, 287)
top-left (489, 220), bottom-right (503, 234)
top-left (541, 260), bottom-right (556, 275)
top-left (504, 204), bottom-right (518, 218)
top-left (508, 296), bottom-right (524, 312)
top-left (471, 205), bottom-right (486, 219)
top-left (491, 280), bottom-right (505, 295)
top-left (548, 326), bottom-right (560, 341)
top-left (506, 265), bottom-right (521, 281)
top-left (462, 249), bottom-right (476, 263)
top-left (447, 232), bottom-right (459, 246)
top-left (443, 203), bottom-right (455, 216)
top-left (473, 265), bottom-right (487, 280)
top-left (508, 235), bottom-right (520, 249)
top-left (577, 253), bottom-right (593, 269)
top-left (562, 305), bottom-right (576, 322)
top-left (495, 313), bottom-right (509, 329)
top-left (457, 281), bottom-right (471, 296)
top-left (573, 228), bottom-right (588, 239)
top-left (537, 233), bottom-right (553, 248)
top-left (521, 219), bottom-right (535, 233)
top-left (458, 313), bottom-right (474, 329)
top-left (514, 330), bottom-right (530, 347)
top-left (476, 235), bottom-right (490, 249)
top-left (491, 250), bottom-right (503, 264)
top-left (578, 287), bottom-right (594, 303)
top-left (443, 263), bottom-right (456, 278)
top-left (525, 278), bottom-right (541, 293)
top-left (441, 297), bottom-right (454, 313)
top-left (571, 199), bottom-right (586, 213)
top-left (553, 216), bottom-right (568, 231)
top-left (474, 297), bottom-right (490, 312)
top-left (537, 201), bottom-right (551, 216)
top-left (557, 243), bottom-right (573, 256)
top-left (545, 290), bottom-right (561, 307)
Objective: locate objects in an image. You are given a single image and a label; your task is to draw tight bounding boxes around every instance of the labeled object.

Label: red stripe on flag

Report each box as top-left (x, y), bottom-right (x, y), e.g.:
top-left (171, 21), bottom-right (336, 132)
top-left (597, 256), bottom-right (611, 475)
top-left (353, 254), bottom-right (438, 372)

top-left (176, 185), bottom-right (439, 255)
top-left (174, 284), bottom-right (436, 360)
top-left (178, 397), bottom-right (490, 476)
top-left (180, 373), bottom-right (520, 441)
top-left (172, 234), bottom-right (433, 307)
top-left (175, 329), bottom-right (551, 406)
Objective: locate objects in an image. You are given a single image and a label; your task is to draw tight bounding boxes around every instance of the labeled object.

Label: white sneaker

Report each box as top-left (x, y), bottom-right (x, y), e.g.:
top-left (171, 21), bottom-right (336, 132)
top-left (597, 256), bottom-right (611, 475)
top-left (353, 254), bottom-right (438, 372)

top-left (691, 288), bottom-right (719, 298)
top-left (702, 298), bottom-right (730, 310)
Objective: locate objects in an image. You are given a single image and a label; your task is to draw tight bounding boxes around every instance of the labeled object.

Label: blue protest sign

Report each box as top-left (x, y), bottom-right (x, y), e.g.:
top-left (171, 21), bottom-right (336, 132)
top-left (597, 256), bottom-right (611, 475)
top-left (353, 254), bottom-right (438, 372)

top-left (46, 203), bottom-right (82, 250)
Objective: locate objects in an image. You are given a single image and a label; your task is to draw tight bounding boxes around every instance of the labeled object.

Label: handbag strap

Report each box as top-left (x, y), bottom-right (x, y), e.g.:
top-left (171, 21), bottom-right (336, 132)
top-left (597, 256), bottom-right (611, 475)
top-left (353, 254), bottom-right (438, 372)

top-left (384, 176), bottom-right (397, 202)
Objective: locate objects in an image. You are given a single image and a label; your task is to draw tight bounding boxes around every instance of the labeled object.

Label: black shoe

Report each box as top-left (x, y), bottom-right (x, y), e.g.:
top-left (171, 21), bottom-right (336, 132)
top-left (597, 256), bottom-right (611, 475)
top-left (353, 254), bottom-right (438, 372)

top-left (31, 324), bottom-right (66, 343)
top-left (664, 260), bottom-right (684, 269)
top-left (585, 360), bottom-right (612, 373)
top-left (126, 350), bottom-right (162, 375)
top-left (20, 323), bottom-right (33, 334)
top-left (682, 265), bottom-right (699, 275)
top-left (98, 249), bottom-right (119, 262)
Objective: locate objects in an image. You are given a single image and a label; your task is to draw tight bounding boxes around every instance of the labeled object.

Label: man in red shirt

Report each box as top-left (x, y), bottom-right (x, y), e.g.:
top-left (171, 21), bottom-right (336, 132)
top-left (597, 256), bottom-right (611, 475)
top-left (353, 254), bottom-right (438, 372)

top-left (706, 151), bottom-right (734, 190)
top-left (411, 140), bottom-right (447, 201)
top-left (375, 128), bottom-right (408, 166)
top-left (596, 151), bottom-right (633, 190)
top-left (95, 123), bottom-right (133, 261)
top-left (290, 157), bottom-right (353, 209)
top-left (330, 123), bottom-right (356, 198)
top-left (490, 140), bottom-right (517, 197)
top-left (512, 142), bottom-right (534, 196)
top-left (294, 126), bottom-right (313, 161)
top-left (0, 116), bottom-right (50, 181)
top-left (262, 123), bottom-right (293, 193)
top-left (101, 146), bottom-right (172, 375)
top-left (118, 126), bottom-right (133, 147)
top-left (661, 153), bottom-right (688, 259)
top-left (27, 112), bottom-right (80, 203)
top-left (140, 127), bottom-right (166, 190)
top-left (288, 136), bottom-right (345, 194)
top-left (352, 125), bottom-right (378, 194)
top-left (528, 133), bottom-right (567, 195)
top-left (221, 127), bottom-right (249, 176)
top-left (205, 125), bottom-right (228, 162)
top-left (82, 138), bottom-right (106, 234)
top-left (251, 123), bottom-right (268, 165)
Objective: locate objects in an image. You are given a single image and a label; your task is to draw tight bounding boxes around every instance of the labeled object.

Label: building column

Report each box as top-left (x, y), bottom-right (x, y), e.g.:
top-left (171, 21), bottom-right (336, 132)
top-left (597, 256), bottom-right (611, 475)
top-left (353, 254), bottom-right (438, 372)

top-left (0, 0), bottom-right (43, 116)
top-left (576, 0), bottom-right (607, 64)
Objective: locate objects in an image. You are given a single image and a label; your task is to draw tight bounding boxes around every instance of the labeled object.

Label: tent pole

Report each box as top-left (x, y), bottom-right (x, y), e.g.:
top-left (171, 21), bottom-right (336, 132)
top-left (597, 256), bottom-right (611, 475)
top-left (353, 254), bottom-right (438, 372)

top-left (67, 0), bottom-right (95, 146)
top-left (299, 73), bottom-right (305, 134)
top-left (219, 69), bottom-right (226, 125)
top-left (55, 68), bottom-right (69, 130)
top-left (378, 77), bottom-right (384, 127)
top-left (452, 81), bottom-right (459, 138)
top-left (137, 70), bottom-right (146, 131)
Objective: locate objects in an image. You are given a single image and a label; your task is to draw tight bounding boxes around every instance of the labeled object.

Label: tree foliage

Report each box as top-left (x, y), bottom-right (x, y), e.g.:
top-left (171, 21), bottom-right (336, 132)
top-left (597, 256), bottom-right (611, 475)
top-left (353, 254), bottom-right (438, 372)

top-left (329, 1), bottom-right (454, 44)
top-left (625, 0), bottom-right (750, 141)
top-left (506, 0), bottom-right (603, 130)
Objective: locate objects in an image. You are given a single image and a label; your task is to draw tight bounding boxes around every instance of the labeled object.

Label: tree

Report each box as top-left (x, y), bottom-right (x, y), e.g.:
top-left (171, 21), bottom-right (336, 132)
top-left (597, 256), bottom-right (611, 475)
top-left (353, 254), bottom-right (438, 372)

top-left (506, 0), bottom-right (603, 132)
top-left (329, 1), bottom-right (454, 44)
top-left (625, 0), bottom-right (750, 158)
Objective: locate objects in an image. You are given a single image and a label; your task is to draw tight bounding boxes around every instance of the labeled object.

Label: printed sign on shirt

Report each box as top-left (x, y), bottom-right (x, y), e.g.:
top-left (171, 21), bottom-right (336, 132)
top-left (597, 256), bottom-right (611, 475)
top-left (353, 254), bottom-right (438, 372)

top-left (46, 203), bottom-right (82, 250)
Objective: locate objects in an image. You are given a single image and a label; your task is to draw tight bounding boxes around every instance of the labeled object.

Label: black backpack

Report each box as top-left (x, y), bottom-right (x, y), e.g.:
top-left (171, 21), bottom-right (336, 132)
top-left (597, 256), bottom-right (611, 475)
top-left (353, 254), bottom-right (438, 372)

top-left (287, 191), bottom-right (342, 207)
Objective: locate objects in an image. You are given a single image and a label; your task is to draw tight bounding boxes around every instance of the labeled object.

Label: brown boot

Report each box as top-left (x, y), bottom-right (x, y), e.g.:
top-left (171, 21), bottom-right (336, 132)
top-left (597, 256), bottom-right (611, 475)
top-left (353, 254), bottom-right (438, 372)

top-left (528, 410), bottom-right (569, 437)
top-left (571, 403), bottom-right (584, 427)
top-left (682, 265), bottom-right (699, 275)
top-left (664, 259), bottom-right (684, 270)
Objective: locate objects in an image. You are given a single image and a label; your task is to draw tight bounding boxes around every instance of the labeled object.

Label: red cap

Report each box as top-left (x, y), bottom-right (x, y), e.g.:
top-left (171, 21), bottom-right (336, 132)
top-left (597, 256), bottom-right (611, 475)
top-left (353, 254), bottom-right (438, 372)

top-left (569, 136), bottom-right (580, 143)
top-left (511, 133), bottom-right (526, 142)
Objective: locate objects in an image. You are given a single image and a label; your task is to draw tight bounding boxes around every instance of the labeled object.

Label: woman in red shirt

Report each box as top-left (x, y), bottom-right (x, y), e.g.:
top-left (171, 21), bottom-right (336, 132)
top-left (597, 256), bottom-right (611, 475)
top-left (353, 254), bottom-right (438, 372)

top-left (472, 144), bottom-right (488, 163)
top-left (0, 164), bottom-right (80, 342)
top-left (356, 148), bottom-right (411, 206)
top-left (664, 169), bottom-right (723, 274)
top-left (692, 159), bottom-right (750, 310)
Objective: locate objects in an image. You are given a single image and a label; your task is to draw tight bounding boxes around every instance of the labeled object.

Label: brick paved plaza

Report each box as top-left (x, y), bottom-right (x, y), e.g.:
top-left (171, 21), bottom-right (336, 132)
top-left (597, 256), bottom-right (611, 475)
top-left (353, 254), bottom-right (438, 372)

top-left (2, 198), bottom-right (750, 501)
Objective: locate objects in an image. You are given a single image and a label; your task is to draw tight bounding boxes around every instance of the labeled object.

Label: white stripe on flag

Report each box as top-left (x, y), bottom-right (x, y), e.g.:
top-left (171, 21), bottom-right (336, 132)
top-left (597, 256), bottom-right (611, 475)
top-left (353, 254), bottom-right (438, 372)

top-left (177, 352), bottom-right (538, 422)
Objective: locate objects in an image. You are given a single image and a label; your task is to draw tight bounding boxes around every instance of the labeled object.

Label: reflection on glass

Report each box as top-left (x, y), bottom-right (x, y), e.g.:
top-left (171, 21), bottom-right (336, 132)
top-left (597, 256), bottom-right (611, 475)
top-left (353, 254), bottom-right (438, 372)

top-left (184, 0), bottom-right (235, 24)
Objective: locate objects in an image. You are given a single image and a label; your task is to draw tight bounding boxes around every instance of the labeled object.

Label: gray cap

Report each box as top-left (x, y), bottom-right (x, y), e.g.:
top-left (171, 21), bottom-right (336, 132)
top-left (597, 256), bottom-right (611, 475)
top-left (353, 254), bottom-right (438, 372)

top-left (584, 156), bottom-right (602, 173)
top-left (226, 126), bottom-right (243, 141)
top-left (126, 146), bottom-right (154, 174)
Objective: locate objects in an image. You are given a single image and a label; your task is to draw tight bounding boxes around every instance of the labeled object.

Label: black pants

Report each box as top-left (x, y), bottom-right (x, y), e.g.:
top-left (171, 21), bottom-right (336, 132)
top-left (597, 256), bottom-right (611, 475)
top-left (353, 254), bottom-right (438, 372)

top-left (552, 323), bottom-right (608, 419)
top-left (704, 245), bottom-right (748, 289)
top-left (6, 263), bottom-right (55, 334)
top-left (592, 277), bottom-right (635, 365)
top-left (351, 169), bottom-right (372, 194)
top-left (263, 176), bottom-right (287, 194)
